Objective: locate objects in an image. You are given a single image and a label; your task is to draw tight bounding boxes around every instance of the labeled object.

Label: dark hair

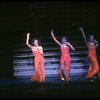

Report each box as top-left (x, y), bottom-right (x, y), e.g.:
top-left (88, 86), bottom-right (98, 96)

top-left (60, 35), bottom-right (69, 43)
top-left (88, 34), bottom-right (93, 38)
top-left (88, 34), bottom-right (94, 42)
top-left (31, 38), bottom-right (41, 45)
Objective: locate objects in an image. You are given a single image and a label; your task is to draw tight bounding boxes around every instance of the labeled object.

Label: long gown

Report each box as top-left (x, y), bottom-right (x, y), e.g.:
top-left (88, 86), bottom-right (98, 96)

top-left (86, 43), bottom-right (99, 78)
top-left (59, 45), bottom-right (71, 80)
top-left (31, 48), bottom-right (45, 82)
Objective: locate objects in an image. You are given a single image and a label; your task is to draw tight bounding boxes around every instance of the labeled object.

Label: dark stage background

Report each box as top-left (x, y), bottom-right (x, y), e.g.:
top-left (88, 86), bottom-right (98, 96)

top-left (0, 1), bottom-right (100, 98)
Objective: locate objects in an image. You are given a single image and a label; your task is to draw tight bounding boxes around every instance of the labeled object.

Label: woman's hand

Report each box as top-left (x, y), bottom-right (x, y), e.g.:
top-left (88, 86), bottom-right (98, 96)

top-left (27, 33), bottom-right (30, 39)
top-left (51, 29), bottom-right (54, 36)
top-left (65, 42), bottom-right (70, 46)
top-left (66, 42), bottom-right (75, 51)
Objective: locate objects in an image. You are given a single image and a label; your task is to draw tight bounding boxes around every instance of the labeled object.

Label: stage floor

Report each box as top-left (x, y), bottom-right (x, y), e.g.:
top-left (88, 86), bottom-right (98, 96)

top-left (0, 76), bottom-right (100, 98)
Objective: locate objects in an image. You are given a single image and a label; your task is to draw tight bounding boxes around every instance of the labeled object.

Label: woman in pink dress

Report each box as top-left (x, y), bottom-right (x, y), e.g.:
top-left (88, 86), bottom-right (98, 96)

top-left (26, 33), bottom-right (45, 83)
top-left (51, 30), bottom-right (75, 83)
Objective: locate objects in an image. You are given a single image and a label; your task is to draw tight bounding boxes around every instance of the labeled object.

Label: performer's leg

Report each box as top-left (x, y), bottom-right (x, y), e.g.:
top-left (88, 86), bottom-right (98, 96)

top-left (86, 64), bottom-right (92, 78)
top-left (92, 59), bottom-right (99, 75)
top-left (87, 57), bottom-right (99, 78)
top-left (31, 60), bottom-right (39, 81)
top-left (62, 61), bottom-right (71, 82)
top-left (59, 62), bottom-right (65, 81)
top-left (40, 60), bottom-right (45, 82)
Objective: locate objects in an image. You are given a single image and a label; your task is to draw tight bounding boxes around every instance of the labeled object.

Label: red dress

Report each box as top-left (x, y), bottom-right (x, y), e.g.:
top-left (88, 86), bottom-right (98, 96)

top-left (86, 43), bottom-right (99, 78)
top-left (59, 45), bottom-right (71, 78)
top-left (31, 49), bottom-right (45, 82)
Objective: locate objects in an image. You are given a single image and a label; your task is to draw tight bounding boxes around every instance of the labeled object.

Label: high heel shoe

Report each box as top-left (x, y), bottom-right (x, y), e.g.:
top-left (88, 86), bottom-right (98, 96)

top-left (61, 77), bottom-right (65, 81)
top-left (59, 76), bottom-right (65, 81)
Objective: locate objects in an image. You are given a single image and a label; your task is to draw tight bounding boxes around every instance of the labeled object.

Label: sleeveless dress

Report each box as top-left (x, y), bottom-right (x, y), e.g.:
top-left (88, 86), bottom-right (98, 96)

top-left (31, 48), bottom-right (45, 82)
top-left (86, 44), bottom-right (99, 78)
top-left (59, 45), bottom-right (71, 79)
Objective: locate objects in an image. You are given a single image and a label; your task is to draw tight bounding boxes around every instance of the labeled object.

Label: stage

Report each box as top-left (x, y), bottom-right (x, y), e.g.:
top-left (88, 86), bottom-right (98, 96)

top-left (0, 76), bottom-right (100, 98)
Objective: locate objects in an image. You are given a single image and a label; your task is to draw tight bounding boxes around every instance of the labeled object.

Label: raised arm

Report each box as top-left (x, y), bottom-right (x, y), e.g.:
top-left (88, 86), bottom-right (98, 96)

top-left (79, 27), bottom-right (88, 48)
top-left (51, 29), bottom-right (61, 46)
top-left (26, 33), bottom-right (33, 48)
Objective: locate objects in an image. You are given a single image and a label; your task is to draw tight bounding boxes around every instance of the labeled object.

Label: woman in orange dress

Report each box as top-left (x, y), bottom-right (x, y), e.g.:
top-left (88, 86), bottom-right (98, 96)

top-left (26, 33), bottom-right (45, 83)
top-left (86, 35), bottom-right (99, 79)
top-left (51, 30), bottom-right (75, 83)
top-left (79, 27), bottom-right (100, 80)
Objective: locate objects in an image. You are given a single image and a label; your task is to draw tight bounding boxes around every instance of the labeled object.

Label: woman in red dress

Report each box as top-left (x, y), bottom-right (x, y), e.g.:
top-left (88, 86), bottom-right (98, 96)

top-left (79, 27), bottom-right (100, 81)
top-left (26, 33), bottom-right (45, 83)
top-left (51, 30), bottom-right (75, 82)
top-left (86, 35), bottom-right (100, 79)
